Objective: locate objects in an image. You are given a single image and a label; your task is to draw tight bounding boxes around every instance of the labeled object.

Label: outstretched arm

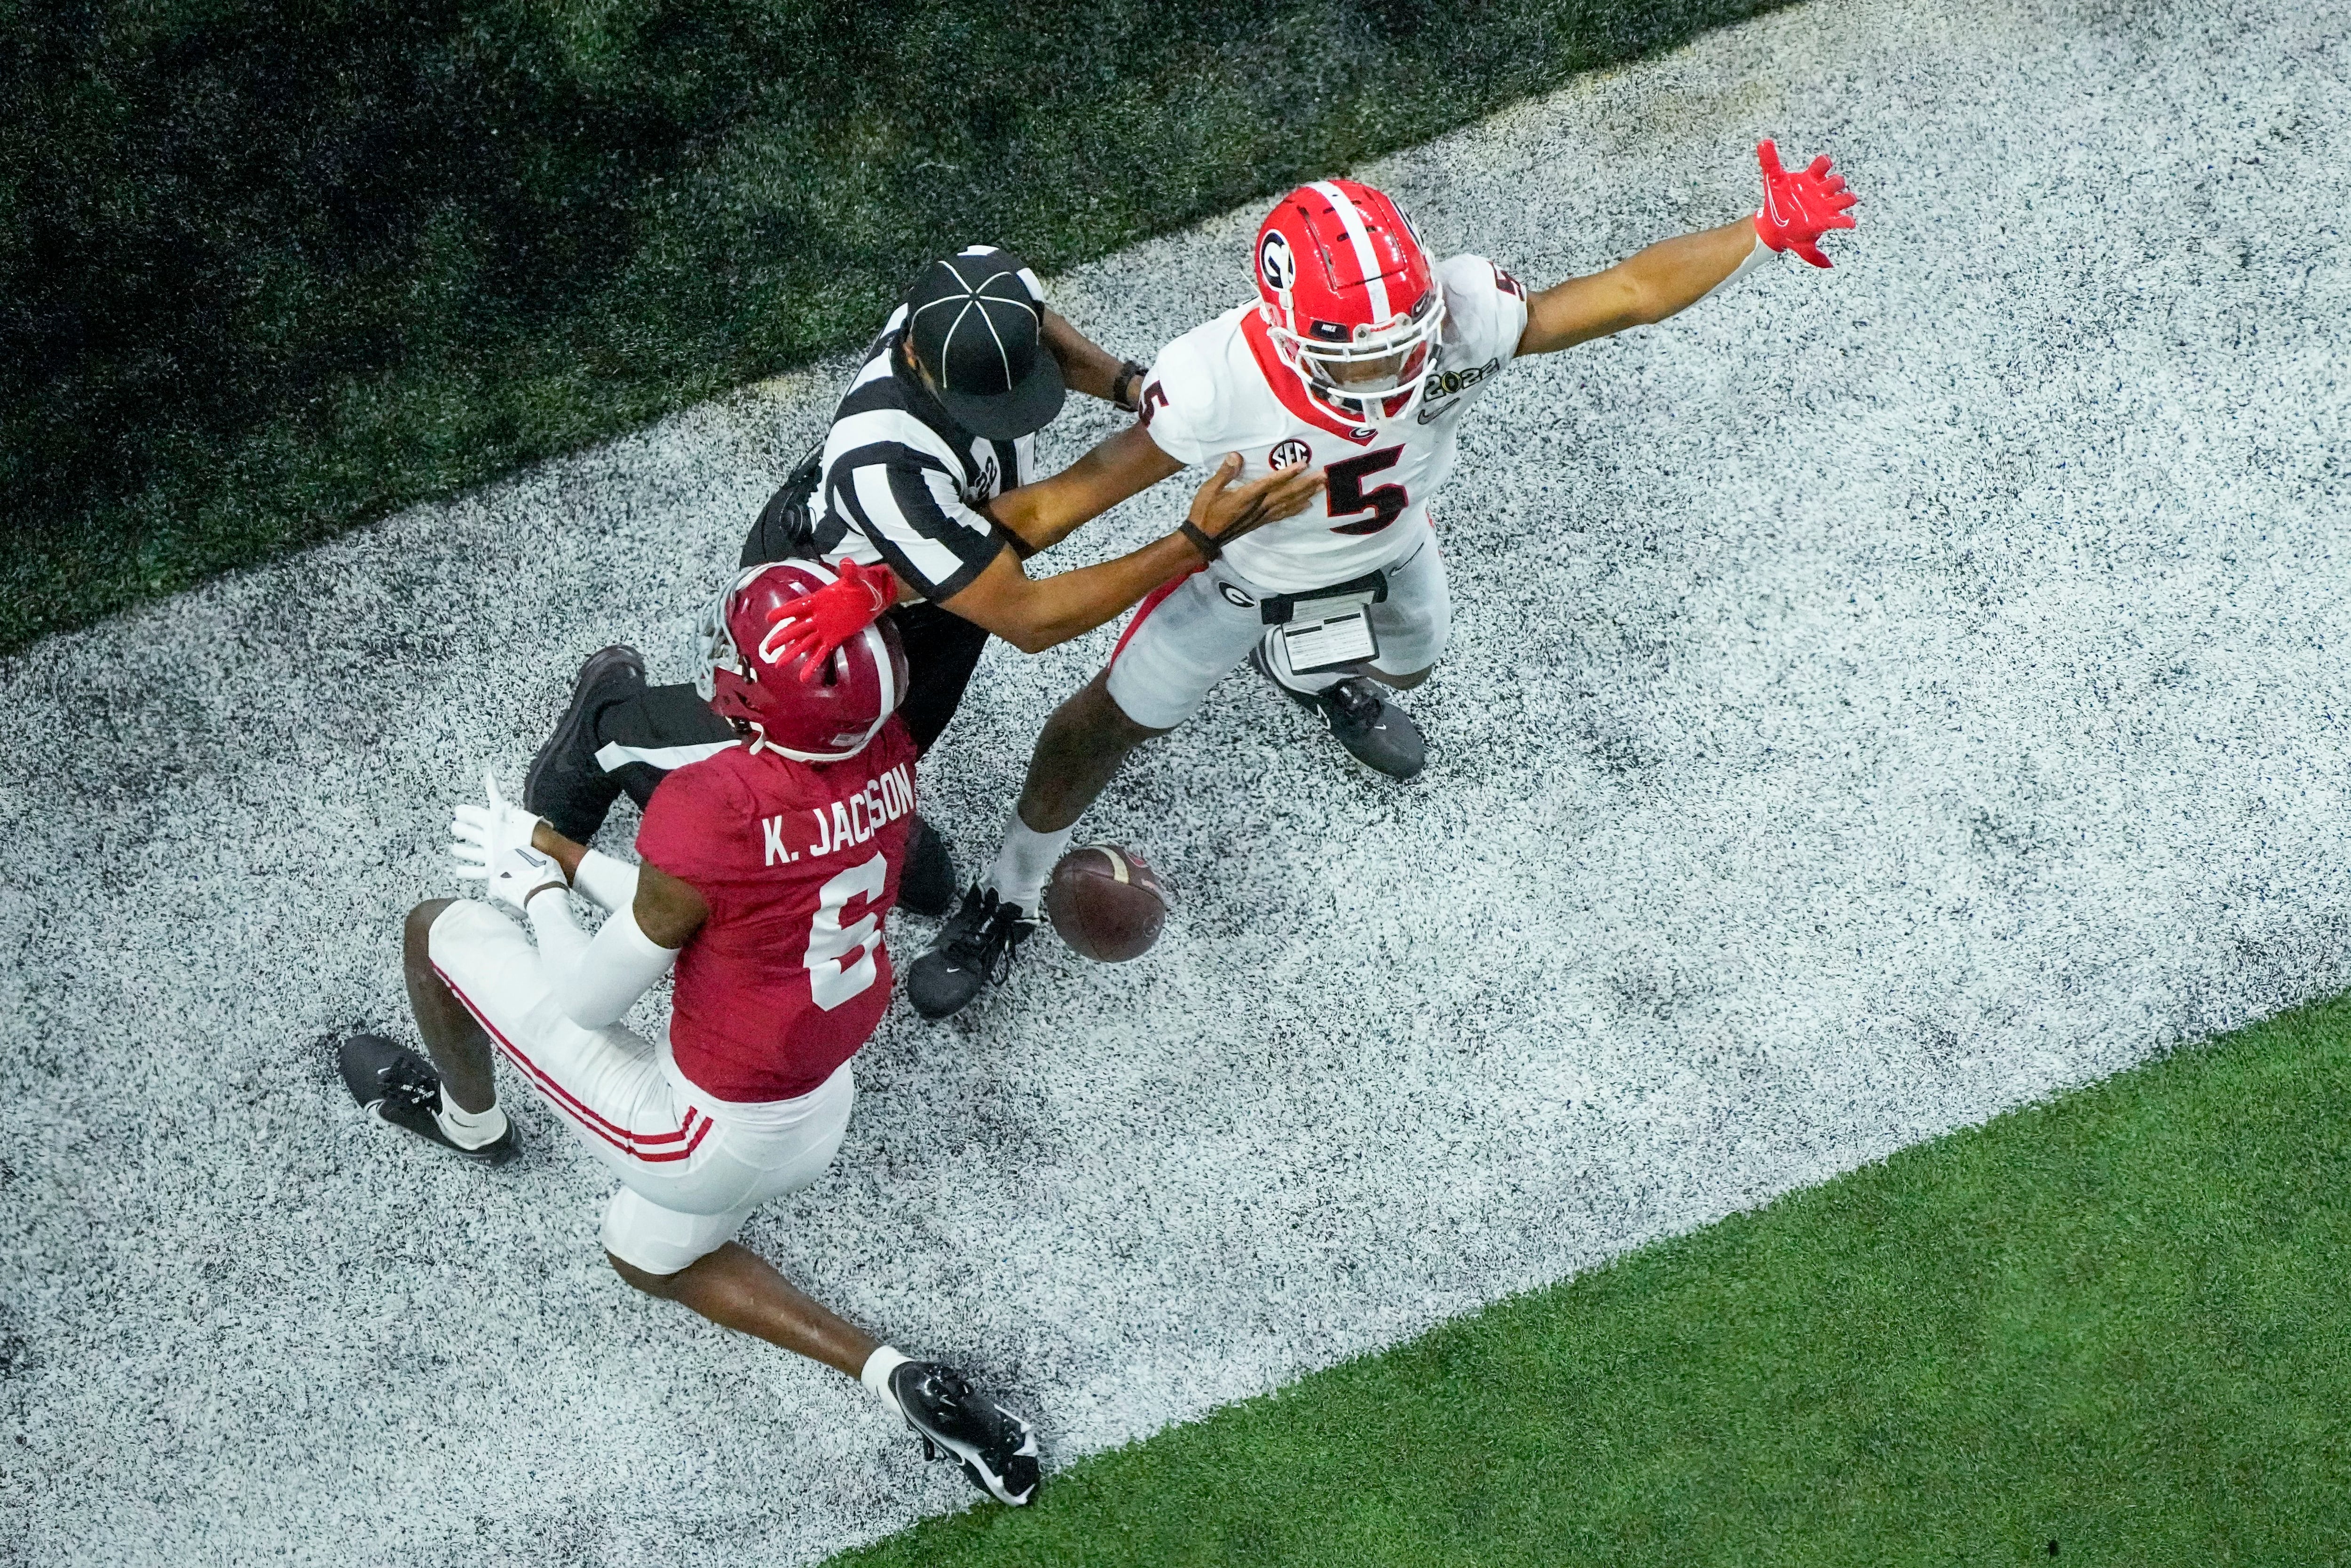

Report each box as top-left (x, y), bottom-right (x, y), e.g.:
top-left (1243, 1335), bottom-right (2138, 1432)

top-left (988, 423), bottom-right (1183, 554)
top-left (1516, 218), bottom-right (1765, 355)
top-left (1516, 140), bottom-right (1857, 357)
top-left (944, 453), bottom-right (1325, 654)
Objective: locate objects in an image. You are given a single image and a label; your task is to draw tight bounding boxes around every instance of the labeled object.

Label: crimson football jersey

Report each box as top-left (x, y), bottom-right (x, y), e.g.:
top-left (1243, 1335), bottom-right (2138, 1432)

top-left (1140, 254), bottom-right (1529, 593)
top-left (634, 718), bottom-right (918, 1103)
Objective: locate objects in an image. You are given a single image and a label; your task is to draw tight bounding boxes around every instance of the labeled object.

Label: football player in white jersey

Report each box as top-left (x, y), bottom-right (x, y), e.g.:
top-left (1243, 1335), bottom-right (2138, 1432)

top-left (867, 142), bottom-right (1860, 1020)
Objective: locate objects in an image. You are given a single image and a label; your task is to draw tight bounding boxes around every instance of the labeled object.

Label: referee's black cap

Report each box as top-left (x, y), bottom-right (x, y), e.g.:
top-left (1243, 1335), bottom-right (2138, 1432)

top-left (903, 246), bottom-right (1066, 440)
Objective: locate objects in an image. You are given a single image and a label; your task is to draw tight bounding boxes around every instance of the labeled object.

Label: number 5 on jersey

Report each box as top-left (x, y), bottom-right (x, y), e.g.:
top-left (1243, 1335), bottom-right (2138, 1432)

top-left (1325, 448), bottom-right (1408, 536)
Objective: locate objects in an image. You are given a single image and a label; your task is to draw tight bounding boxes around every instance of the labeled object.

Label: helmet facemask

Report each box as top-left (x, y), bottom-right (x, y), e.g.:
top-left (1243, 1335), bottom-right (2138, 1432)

top-left (1265, 286), bottom-right (1446, 428)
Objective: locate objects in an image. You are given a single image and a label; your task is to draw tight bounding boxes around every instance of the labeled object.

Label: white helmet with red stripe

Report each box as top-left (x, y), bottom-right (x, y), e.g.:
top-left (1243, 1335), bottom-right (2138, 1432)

top-left (694, 560), bottom-right (906, 762)
top-left (1254, 179), bottom-right (1445, 426)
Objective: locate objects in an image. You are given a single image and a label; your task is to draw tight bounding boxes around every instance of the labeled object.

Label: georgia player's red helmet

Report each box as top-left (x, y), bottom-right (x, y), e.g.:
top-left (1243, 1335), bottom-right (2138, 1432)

top-left (694, 560), bottom-right (907, 762)
top-left (1254, 179), bottom-right (1446, 425)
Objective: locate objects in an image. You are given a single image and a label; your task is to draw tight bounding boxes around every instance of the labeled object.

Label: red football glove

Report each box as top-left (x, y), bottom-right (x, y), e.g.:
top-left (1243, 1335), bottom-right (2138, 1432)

top-left (761, 559), bottom-right (895, 683)
top-left (1754, 140), bottom-right (1858, 269)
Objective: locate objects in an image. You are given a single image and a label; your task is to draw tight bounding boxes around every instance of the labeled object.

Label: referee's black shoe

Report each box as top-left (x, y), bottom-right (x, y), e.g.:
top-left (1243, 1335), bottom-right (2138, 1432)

top-left (1249, 638), bottom-right (1426, 781)
top-left (901, 814), bottom-right (957, 920)
top-left (337, 1033), bottom-right (520, 1166)
top-left (889, 1360), bottom-right (1041, 1505)
top-left (527, 645), bottom-right (645, 843)
top-left (905, 884), bottom-right (1033, 1021)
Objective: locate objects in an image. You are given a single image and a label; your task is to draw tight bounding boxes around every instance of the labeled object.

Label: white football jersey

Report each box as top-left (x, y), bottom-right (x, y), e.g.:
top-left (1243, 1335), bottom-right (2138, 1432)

top-left (1139, 253), bottom-right (1530, 593)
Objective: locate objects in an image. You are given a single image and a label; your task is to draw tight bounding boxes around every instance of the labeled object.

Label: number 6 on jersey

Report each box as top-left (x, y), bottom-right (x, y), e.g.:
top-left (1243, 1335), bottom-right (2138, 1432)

top-left (806, 853), bottom-right (887, 1010)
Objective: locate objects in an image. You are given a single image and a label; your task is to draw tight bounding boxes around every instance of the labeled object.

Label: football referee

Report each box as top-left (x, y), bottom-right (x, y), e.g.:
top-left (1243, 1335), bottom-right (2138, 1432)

top-left (524, 245), bottom-right (1321, 914)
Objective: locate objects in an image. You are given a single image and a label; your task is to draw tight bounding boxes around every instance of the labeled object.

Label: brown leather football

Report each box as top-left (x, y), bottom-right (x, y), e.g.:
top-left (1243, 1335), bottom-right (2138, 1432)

top-left (1044, 843), bottom-right (1169, 962)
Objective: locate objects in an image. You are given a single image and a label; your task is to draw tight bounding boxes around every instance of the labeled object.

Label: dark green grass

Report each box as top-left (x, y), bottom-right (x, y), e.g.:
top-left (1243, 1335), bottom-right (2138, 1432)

top-left (0, 0), bottom-right (1783, 653)
top-left (836, 997), bottom-right (2351, 1565)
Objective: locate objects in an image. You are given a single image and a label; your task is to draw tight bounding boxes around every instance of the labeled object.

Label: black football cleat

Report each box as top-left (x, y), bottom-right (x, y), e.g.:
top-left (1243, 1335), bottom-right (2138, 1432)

top-left (1250, 640), bottom-right (1426, 781)
top-left (337, 1032), bottom-right (519, 1166)
top-left (900, 813), bottom-right (957, 920)
top-left (889, 1361), bottom-right (1041, 1506)
top-left (526, 645), bottom-right (646, 843)
top-left (904, 883), bottom-right (1034, 1021)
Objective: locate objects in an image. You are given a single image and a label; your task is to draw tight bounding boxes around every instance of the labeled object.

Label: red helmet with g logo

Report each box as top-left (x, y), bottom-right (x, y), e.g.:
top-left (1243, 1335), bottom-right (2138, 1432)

top-left (695, 561), bottom-right (906, 762)
top-left (1254, 179), bottom-right (1445, 425)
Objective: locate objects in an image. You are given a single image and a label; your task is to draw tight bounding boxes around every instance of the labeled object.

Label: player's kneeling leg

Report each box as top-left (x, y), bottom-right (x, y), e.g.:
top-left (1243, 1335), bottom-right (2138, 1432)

top-left (339, 898), bottom-right (526, 1164)
top-left (594, 1089), bottom-right (1042, 1507)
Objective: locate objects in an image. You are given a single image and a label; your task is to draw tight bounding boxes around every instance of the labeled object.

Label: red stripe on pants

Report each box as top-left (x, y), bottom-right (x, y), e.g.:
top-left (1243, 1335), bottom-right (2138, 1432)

top-left (434, 962), bottom-right (712, 1164)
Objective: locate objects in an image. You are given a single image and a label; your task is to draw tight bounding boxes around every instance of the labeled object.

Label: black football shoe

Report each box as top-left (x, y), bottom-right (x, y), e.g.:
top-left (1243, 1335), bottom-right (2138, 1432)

top-left (889, 1361), bottom-right (1041, 1506)
top-left (900, 813), bottom-right (957, 920)
top-left (337, 1033), bottom-right (519, 1166)
top-left (526, 645), bottom-right (646, 843)
top-left (904, 883), bottom-right (1035, 1021)
top-left (1250, 639), bottom-right (1426, 781)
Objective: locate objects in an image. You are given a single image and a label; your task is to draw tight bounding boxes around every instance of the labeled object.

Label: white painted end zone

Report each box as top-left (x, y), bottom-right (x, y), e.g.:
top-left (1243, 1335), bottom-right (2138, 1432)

top-left (3, 0), bottom-right (2346, 1560)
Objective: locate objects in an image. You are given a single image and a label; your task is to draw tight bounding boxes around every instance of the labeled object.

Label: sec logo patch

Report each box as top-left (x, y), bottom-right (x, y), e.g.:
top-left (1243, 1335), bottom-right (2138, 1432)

top-left (1268, 438), bottom-right (1312, 470)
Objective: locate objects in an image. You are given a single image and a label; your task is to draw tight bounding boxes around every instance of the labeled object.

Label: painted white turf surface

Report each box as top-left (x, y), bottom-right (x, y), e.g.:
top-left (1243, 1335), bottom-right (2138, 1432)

top-left (6, 0), bottom-right (2348, 1557)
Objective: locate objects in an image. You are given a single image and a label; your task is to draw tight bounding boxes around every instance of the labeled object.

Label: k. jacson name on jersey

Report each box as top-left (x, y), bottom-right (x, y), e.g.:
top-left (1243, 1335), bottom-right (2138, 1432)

top-left (760, 762), bottom-right (917, 867)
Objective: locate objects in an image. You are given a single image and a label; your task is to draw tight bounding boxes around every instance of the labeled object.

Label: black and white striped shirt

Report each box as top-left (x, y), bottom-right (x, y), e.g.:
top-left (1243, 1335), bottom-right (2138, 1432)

top-left (807, 304), bottom-right (1037, 601)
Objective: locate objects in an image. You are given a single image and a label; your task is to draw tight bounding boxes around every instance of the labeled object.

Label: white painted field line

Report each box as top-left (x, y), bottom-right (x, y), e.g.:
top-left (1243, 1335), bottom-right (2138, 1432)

top-left (3, 0), bottom-right (2347, 1561)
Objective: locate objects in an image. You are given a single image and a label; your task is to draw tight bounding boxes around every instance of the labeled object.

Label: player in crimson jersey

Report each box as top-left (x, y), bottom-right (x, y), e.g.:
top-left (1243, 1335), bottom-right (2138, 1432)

top-left (884, 142), bottom-right (1859, 1020)
top-left (336, 560), bottom-right (1041, 1506)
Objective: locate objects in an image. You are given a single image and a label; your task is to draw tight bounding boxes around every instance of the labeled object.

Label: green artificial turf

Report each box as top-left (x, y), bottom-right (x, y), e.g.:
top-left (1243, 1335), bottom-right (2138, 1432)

top-left (1, 0), bottom-right (1785, 654)
top-left (836, 996), bottom-right (2351, 1566)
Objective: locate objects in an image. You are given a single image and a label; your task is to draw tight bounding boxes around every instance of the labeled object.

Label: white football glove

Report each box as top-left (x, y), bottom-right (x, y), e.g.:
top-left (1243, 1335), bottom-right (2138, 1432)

top-left (452, 771), bottom-right (547, 884)
top-left (476, 843), bottom-right (569, 914)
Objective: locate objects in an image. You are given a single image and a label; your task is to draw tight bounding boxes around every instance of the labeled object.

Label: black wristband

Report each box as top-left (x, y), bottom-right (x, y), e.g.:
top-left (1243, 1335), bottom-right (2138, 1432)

top-left (1178, 520), bottom-right (1221, 562)
top-left (1113, 360), bottom-right (1149, 413)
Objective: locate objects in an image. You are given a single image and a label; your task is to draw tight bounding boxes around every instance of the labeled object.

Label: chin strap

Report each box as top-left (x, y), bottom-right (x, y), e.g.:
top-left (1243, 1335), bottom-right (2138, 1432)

top-left (1315, 382), bottom-right (1422, 427)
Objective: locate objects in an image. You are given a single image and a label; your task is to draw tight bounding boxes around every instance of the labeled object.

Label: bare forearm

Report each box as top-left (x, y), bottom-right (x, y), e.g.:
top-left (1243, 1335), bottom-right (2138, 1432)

top-left (1520, 216), bottom-right (1760, 354)
top-left (990, 464), bottom-right (1130, 555)
top-left (968, 535), bottom-right (1202, 654)
top-left (1621, 216), bottom-right (1764, 321)
top-left (531, 820), bottom-right (587, 881)
top-left (990, 425), bottom-right (1182, 553)
top-left (1040, 309), bottom-right (1125, 402)
top-left (986, 489), bottom-right (1091, 556)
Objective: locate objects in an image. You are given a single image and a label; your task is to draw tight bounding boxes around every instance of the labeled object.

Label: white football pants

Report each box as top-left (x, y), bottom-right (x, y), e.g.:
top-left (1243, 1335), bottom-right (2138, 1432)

top-left (426, 899), bottom-right (855, 1274)
top-left (1104, 524), bottom-right (1450, 730)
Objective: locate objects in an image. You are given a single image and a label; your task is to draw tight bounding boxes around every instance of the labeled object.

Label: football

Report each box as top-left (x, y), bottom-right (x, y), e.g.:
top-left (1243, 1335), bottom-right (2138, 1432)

top-left (1044, 843), bottom-right (1170, 962)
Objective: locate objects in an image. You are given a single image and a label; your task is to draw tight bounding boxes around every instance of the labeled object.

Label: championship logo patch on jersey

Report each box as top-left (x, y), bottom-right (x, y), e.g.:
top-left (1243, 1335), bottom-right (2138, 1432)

top-left (1417, 357), bottom-right (1502, 423)
top-left (1268, 438), bottom-right (1312, 470)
